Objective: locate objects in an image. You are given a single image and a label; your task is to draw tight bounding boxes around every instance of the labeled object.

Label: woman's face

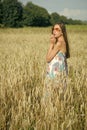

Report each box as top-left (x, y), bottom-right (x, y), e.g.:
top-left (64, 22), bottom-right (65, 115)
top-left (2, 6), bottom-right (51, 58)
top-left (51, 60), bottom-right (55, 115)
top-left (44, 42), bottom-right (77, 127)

top-left (53, 24), bottom-right (62, 38)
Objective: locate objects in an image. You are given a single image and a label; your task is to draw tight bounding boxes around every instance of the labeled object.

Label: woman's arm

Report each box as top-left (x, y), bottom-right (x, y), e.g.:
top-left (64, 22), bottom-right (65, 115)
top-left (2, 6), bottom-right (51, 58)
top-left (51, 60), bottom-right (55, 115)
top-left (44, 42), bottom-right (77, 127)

top-left (46, 41), bottom-right (62, 63)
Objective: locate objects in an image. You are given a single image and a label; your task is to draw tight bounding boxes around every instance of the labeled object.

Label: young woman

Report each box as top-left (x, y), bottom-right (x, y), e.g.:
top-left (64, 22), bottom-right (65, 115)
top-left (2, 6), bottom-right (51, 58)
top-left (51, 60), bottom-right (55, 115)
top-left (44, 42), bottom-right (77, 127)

top-left (46, 23), bottom-right (70, 79)
top-left (41, 23), bottom-right (70, 118)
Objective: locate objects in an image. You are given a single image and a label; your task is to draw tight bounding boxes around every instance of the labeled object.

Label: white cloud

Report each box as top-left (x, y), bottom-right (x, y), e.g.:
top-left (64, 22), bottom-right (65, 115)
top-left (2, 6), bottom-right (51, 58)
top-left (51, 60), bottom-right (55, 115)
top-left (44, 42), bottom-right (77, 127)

top-left (59, 8), bottom-right (87, 21)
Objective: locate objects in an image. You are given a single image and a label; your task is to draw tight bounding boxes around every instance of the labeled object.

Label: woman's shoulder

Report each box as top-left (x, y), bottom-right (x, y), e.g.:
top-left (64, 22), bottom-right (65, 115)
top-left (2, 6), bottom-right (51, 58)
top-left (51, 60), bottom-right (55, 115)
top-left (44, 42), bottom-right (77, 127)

top-left (56, 38), bottom-right (65, 46)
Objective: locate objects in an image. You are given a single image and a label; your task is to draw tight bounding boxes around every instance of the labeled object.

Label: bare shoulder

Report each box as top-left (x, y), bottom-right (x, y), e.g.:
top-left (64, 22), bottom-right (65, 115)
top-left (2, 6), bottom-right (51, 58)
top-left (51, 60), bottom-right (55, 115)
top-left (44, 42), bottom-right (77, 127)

top-left (53, 41), bottom-right (62, 52)
top-left (55, 41), bottom-right (62, 49)
top-left (56, 41), bottom-right (62, 46)
top-left (57, 39), bottom-right (66, 47)
top-left (54, 40), bottom-right (66, 52)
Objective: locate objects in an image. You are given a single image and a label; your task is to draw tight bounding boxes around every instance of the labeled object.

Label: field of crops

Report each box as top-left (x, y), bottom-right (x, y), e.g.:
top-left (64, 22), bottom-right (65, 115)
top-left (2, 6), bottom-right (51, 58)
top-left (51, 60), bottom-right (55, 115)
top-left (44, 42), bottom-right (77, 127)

top-left (0, 25), bottom-right (87, 130)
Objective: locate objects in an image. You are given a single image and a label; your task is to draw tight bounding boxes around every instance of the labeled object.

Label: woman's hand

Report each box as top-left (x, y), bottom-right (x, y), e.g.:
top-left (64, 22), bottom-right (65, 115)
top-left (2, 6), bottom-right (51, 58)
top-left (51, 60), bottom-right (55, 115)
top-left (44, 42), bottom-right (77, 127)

top-left (50, 34), bottom-right (56, 45)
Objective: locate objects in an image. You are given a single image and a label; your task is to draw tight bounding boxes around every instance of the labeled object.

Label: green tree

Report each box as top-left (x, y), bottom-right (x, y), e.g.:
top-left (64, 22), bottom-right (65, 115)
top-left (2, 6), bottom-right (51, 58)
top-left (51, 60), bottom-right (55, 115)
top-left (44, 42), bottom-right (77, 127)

top-left (50, 12), bottom-right (61, 25)
top-left (73, 19), bottom-right (82, 25)
top-left (60, 15), bottom-right (68, 24)
top-left (0, 0), bottom-right (3, 24)
top-left (23, 2), bottom-right (51, 26)
top-left (3, 0), bottom-right (23, 27)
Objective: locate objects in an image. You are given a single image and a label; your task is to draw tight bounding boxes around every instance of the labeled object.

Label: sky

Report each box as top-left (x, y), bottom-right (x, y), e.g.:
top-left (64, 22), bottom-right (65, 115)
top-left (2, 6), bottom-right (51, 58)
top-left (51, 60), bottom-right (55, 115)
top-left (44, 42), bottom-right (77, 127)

top-left (19, 0), bottom-right (87, 21)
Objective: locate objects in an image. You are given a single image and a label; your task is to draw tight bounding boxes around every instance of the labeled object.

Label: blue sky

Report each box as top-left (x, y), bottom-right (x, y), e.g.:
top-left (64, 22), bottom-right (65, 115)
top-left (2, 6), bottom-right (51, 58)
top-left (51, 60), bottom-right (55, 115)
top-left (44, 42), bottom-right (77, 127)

top-left (19, 0), bottom-right (87, 21)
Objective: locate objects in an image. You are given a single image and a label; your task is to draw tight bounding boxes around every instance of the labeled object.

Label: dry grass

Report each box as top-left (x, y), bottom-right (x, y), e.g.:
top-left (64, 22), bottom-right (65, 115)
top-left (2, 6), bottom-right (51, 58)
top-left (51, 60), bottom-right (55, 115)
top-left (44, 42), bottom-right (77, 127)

top-left (0, 25), bottom-right (87, 130)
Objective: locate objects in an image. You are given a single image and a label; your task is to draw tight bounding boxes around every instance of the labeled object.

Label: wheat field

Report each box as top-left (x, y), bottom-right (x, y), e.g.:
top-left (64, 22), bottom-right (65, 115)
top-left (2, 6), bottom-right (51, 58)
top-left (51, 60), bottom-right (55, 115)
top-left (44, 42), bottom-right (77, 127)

top-left (0, 25), bottom-right (87, 130)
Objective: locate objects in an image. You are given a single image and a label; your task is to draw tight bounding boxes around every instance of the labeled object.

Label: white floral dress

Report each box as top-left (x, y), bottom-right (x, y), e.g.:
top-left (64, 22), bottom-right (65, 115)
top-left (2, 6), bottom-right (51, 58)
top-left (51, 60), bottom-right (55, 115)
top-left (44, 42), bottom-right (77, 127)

top-left (41, 51), bottom-right (68, 109)
top-left (46, 51), bottom-right (68, 78)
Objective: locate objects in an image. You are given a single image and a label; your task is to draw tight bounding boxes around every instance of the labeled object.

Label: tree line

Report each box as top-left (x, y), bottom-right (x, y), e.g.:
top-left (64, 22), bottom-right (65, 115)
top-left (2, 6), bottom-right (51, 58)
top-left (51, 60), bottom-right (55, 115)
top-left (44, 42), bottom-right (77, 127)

top-left (0, 0), bottom-right (85, 27)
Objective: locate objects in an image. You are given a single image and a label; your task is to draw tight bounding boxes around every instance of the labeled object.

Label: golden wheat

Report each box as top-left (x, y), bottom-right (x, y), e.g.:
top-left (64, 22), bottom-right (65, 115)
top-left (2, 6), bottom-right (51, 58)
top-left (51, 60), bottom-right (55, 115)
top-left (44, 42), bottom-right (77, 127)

top-left (0, 26), bottom-right (87, 130)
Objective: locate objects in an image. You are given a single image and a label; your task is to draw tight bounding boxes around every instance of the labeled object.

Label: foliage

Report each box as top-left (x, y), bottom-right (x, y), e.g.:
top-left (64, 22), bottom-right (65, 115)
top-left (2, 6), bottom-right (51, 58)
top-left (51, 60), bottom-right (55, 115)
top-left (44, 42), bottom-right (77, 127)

top-left (0, 0), bottom-right (85, 27)
top-left (0, 0), bottom-right (3, 24)
top-left (23, 2), bottom-right (51, 26)
top-left (50, 12), bottom-right (83, 25)
top-left (2, 0), bottom-right (23, 27)
top-left (50, 12), bottom-right (61, 25)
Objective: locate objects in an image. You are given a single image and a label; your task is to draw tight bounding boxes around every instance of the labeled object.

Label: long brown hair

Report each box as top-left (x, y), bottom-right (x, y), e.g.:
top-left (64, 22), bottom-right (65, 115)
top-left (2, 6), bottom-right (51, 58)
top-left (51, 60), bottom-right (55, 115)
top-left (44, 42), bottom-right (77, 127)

top-left (52, 23), bottom-right (70, 58)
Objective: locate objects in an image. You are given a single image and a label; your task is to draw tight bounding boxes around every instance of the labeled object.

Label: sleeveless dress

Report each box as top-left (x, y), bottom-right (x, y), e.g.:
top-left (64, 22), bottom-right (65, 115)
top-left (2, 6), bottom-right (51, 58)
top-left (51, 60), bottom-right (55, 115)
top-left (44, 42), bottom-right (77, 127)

top-left (41, 51), bottom-right (68, 113)
top-left (46, 51), bottom-right (68, 78)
